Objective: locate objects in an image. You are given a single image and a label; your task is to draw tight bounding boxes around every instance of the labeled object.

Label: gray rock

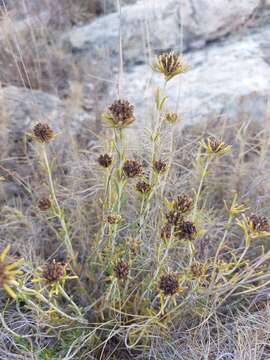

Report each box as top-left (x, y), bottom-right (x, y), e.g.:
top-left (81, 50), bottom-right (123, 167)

top-left (63, 0), bottom-right (269, 65)
top-left (0, 86), bottom-right (90, 198)
top-left (109, 26), bottom-right (270, 133)
top-left (97, 0), bottom-right (138, 13)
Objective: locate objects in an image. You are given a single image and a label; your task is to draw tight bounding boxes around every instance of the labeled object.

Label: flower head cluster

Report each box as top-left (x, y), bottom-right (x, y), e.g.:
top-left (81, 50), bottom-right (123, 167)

top-left (177, 220), bottom-right (197, 240)
top-left (162, 195), bottom-right (196, 241)
top-left (166, 210), bottom-right (184, 226)
top-left (33, 259), bottom-right (77, 297)
top-left (153, 159), bottom-right (168, 174)
top-left (136, 181), bottom-right (151, 195)
top-left (123, 160), bottom-right (143, 178)
top-left (104, 100), bottom-right (135, 128)
top-left (0, 245), bottom-right (23, 299)
top-left (202, 137), bottom-right (231, 156)
top-left (161, 223), bottom-right (173, 241)
top-left (106, 213), bottom-right (122, 225)
top-left (114, 260), bottom-right (129, 280)
top-left (190, 261), bottom-right (208, 279)
top-left (173, 195), bottom-right (194, 214)
top-left (249, 214), bottom-right (270, 233)
top-left (32, 123), bottom-right (55, 144)
top-left (38, 197), bottom-right (52, 211)
top-left (159, 272), bottom-right (179, 296)
top-left (166, 195), bottom-right (193, 226)
top-left (165, 111), bottom-right (180, 124)
top-left (97, 153), bottom-right (113, 168)
top-left (42, 260), bottom-right (66, 283)
top-left (153, 52), bottom-right (189, 81)
top-left (237, 214), bottom-right (270, 239)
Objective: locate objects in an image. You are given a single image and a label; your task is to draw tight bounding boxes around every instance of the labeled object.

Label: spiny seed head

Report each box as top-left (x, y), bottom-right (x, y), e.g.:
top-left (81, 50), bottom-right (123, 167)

top-left (33, 123), bottom-right (54, 143)
top-left (114, 260), bottom-right (129, 280)
top-left (38, 197), bottom-right (51, 211)
top-left (97, 153), bottom-right (113, 168)
top-left (153, 52), bottom-right (189, 81)
top-left (165, 111), bottom-right (180, 124)
top-left (159, 273), bottom-right (179, 296)
top-left (136, 181), bottom-right (151, 195)
top-left (190, 262), bottom-right (205, 278)
top-left (166, 210), bottom-right (183, 226)
top-left (202, 137), bottom-right (232, 156)
top-left (104, 99), bottom-right (135, 128)
top-left (161, 223), bottom-right (173, 241)
top-left (249, 214), bottom-right (270, 233)
top-left (123, 160), bottom-right (143, 178)
top-left (177, 220), bottom-right (197, 240)
top-left (153, 160), bottom-right (168, 174)
top-left (173, 195), bottom-right (193, 213)
top-left (42, 259), bottom-right (65, 283)
top-left (106, 213), bottom-right (122, 225)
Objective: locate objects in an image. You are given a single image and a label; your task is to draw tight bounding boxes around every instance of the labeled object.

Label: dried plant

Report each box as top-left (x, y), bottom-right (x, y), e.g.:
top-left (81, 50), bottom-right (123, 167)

top-left (1, 38), bottom-right (270, 360)
top-left (153, 51), bottom-right (189, 81)
top-left (97, 153), bottom-right (113, 168)
top-left (103, 99), bottom-right (135, 128)
top-left (32, 122), bottom-right (55, 144)
top-left (38, 197), bottom-right (52, 211)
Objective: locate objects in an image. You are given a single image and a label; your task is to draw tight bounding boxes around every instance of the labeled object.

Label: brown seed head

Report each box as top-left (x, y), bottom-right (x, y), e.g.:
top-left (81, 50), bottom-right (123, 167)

top-left (161, 223), bottom-right (173, 241)
top-left (106, 213), bottom-right (121, 225)
top-left (166, 210), bottom-right (183, 226)
top-left (190, 263), bottom-right (205, 278)
top-left (153, 52), bottom-right (189, 81)
top-left (153, 160), bottom-right (168, 174)
top-left (209, 137), bottom-right (226, 152)
top-left (38, 197), bottom-right (52, 211)
top-left (203, 137), bottom-right (231, 155)
top-left (123, 160), bottom-right (143, 178)
top-left (42, 259), bottom-right (65, 283)
top-left (249, 214), bottom-right (270, 233)
top-left (177, 220), bottom-right (197, 240)
top-left (159, 273), bottom-right (179, 296)
top-left (106, 99), bottom-right (135, 127)
top-left (114, 260), bottom-right (129, 280)
top-left (173, 195), bottom-right (193, 213)
top-left (97, 153), bottom-right (113, 168)
top-left (136, 181), bottom-right (151, 194)
top-left (165, 112), bottom-right (179, 124)
top-left (33, 123), bottom-right (54, 143)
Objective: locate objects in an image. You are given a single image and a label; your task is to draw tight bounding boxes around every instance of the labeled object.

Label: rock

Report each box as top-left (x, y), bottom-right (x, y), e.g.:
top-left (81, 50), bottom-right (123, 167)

top-left (98, 0), bottom-right (138, 13)
top-left (0, 86), bottom-right (90, 198)
top-left (63, 0), bottom-right (269, 65)
top-left (108, 26), bottom-right (270, 132)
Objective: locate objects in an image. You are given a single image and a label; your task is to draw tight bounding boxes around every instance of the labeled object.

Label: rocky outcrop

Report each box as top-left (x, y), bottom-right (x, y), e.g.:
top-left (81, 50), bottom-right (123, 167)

top-left (117, 26), bottom-right (270, 129)
top-left (1, 0), bottom-right (270, 151)
top-left (61, 0), bottom-right (270, 137)
top-left (97, 0), bottom-right (138, 13)
top-left (63, 0), bottom-right (270, 65)
top-left (0, 86), bottom-right (90, 197)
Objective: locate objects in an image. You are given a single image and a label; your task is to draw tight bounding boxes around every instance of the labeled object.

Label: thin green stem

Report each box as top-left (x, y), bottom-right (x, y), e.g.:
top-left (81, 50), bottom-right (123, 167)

top-left (192, 156), bottom-right (211, 221)
top-left (41, 145), bottom-right (75, 260)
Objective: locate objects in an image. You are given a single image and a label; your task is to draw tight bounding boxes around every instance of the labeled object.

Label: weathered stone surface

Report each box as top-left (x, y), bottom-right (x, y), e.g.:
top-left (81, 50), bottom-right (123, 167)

top-left (0, 86), bottom-right (90, 197)
top-left (63, 0), bottom-right (269, 65)
top-left (98, 0), bottom-right (138, 13)
top-left (108, 26), bottom-right (270, 131)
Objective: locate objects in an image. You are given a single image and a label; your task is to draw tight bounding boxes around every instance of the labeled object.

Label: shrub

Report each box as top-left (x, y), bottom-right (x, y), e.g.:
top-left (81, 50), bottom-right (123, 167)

top-left (0, 52), bottom-right (270, 359)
